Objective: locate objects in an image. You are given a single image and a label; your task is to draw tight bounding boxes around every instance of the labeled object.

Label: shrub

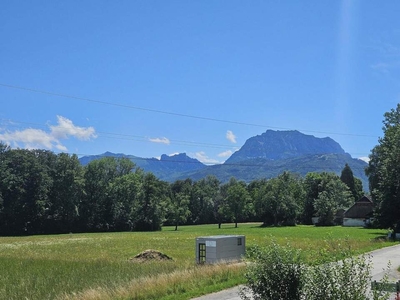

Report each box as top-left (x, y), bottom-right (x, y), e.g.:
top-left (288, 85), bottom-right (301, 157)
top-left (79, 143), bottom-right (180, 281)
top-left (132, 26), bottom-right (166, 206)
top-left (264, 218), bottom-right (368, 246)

top-left (240, 239), bottom-right (392, 300)
top-left (239, 241), bottom-right (304, 300)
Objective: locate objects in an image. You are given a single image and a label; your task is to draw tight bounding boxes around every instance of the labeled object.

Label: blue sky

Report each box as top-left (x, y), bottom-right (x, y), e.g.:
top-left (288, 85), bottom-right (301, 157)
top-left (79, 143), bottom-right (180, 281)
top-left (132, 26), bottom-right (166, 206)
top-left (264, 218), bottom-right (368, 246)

top-left (1, 1), bottom-right (399, 164)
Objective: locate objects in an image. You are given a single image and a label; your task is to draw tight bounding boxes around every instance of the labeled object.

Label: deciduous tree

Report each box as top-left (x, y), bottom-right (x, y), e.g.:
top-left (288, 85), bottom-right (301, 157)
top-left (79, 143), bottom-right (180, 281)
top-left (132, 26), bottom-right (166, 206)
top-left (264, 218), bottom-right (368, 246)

top-left (168, 179), bottom-right (192, 230)
top-left (190, 175), bottom-right (220, 225)
top-left (313, 173), bottom-right (352, 226)
top-left (366, 104), bottom-right (400, 232)
top-left (254, 172), bottom-right (303, 226)
top-left (134, 173), bottom-right (168, 231)
top-left (219, 178), bottom-right (252, 228)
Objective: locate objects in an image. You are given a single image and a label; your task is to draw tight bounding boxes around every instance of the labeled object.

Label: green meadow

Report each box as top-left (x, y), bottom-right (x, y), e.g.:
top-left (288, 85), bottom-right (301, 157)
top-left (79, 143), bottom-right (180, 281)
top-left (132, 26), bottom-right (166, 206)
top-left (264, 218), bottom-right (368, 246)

top-left (0, 224), bottom-right (392, 300)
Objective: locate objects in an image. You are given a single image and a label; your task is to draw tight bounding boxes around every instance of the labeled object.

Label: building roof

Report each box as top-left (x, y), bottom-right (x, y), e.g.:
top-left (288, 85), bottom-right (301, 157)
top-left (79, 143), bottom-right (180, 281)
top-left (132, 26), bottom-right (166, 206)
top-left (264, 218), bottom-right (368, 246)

top-left (197, 235), bottom-right (244, 239)
top-left (344, 196), bottom-right (374, 219)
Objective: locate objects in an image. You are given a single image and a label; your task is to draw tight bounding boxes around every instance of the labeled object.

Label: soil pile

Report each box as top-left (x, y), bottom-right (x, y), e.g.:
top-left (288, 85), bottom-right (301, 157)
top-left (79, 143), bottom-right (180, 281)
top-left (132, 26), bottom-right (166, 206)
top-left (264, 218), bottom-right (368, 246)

top-left (129, 249), bottom-right (173, 262)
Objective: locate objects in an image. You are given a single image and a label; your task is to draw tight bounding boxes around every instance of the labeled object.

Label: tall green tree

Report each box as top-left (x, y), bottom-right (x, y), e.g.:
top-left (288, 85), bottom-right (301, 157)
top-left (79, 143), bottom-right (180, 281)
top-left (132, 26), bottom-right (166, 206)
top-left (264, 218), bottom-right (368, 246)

top-left (313, 173), bottom-right (352, 226)
top-left (219, 178), bottom-right (252, 228)
top-left (190, 175), bottom-right (220, 224)
top-left (302, 172), bottom-right (323, 225)
top-left (108, 170), bottom-right (143, 231)
top-left (81, 157), bottom-right (134, 231)
top-left (366, 104), bottom-right (400, 231)
top-left (254, 172), bottom-right (304, 226)
top-left (46, 153), bottom-right (84, 233)
top-left (0, 148), bottom-right (52, 235)
top-left (340, 163), bottom-right (363, 202)
top-left (134, 173), bottom-right (168, 231)
top-left (248, 178), bottom-right (268, 223)
top-left (168, 179), bottom-right (192, 230)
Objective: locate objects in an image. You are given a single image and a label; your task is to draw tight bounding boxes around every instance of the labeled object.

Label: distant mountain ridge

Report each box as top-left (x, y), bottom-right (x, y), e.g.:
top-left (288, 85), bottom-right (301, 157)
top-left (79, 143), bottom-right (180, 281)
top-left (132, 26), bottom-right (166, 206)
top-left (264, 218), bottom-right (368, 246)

top-left (78, 130), bottom-right (369, 189)
top-left (79, 152), bottom-right (206, 181)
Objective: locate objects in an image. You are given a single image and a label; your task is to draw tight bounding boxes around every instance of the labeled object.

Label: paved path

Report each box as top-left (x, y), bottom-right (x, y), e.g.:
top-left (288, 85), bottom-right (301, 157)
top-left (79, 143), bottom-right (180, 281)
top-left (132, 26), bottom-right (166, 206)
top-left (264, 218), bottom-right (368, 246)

top-left (192, 243), bottom-right (400, 300)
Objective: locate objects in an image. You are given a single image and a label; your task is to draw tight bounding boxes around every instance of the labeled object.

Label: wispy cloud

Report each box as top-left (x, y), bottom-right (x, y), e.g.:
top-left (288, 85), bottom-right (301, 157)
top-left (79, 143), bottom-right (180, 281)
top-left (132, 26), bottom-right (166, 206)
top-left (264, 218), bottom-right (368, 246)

top-left (148, 137), bottom-right (170, 144)
top-left (370, 62), bottom-right (391, 73)
top-left (226, 130), bottom-right (237, 143)
top-left (193, 151), bottom-right (220, 164)
top-left (370, 61), bottom-right (400, 74)
top-left (369, 38), bottom-right (400, 75)
top-left (218, 150), bottom-right (233, 158)
top-left (0, 116), bottom-right (96, 151)
top-left (371, 41), bottom-right (400, 57)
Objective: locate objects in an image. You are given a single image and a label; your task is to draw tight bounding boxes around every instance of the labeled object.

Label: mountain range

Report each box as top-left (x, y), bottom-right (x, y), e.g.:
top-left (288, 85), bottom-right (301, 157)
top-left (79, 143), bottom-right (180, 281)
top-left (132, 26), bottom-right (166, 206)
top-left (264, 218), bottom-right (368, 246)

top-left (79, 130), bottom-right (369, 189)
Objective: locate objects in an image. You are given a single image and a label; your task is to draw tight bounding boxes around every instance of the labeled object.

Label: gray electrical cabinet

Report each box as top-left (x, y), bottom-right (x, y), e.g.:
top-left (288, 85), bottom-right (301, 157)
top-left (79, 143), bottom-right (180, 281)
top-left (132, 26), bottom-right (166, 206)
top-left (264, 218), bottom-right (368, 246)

top-left (195, 235), bottom-right (245, 264)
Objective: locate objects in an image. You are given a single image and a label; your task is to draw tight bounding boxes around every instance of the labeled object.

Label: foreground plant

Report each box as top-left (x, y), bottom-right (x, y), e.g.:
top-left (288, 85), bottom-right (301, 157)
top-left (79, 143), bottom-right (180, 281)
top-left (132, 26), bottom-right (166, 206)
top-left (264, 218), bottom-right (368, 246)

top-left (239, 241), bottom-right (304, 300)
top-left (240, 239), bottom-right (392, 300)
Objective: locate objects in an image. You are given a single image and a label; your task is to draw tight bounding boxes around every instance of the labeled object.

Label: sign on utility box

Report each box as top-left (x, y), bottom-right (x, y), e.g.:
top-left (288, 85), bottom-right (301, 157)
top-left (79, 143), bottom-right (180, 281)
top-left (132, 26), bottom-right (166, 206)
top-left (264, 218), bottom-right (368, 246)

top-left (195, 235), bottom-right (245, 264)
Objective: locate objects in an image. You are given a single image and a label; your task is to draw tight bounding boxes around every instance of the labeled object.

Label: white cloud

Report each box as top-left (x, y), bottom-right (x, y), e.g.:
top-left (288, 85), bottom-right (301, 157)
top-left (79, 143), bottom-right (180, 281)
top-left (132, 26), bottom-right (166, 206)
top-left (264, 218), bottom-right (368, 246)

top-left (359, 157), bottom-right (370, 163)
top-left (148, 137), bottom-right (170, 144)
top-left (226, 130), bottom-right (237, 143)
top-left (50, 115), bottom-right (97, 140)
top-left (0, 128), bottom-right (59, 149)
top-left (218, 150), bottom-right (233, 158)
top-left (0, 116), bottom-right (97, 151)
top-left (194, 151), bottom-right (220, 164)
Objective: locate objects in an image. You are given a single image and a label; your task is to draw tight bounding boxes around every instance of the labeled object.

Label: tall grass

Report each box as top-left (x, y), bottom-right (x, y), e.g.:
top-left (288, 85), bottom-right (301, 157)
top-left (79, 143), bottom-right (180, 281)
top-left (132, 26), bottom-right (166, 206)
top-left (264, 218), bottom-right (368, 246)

top-left (0, 224), bottom-right (392, 299)
top-left (59, 263), bottom-right (244, 300)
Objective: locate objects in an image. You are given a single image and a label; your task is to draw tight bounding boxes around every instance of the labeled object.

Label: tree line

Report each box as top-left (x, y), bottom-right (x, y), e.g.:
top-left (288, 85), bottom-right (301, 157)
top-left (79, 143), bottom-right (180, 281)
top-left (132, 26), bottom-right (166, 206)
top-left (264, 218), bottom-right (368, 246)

top-left (0, 142), bottom-right (366, 236)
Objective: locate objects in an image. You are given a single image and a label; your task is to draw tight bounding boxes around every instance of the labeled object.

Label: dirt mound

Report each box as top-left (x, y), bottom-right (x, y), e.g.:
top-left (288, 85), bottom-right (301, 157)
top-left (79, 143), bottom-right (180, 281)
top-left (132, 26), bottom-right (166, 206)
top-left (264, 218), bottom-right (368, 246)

top-left (129, 249), bottom-right (173, 262)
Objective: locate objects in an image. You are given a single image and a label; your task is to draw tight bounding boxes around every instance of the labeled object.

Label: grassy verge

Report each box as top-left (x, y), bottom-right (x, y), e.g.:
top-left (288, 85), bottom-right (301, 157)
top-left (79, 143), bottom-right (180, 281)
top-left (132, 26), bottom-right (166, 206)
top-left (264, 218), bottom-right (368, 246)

top-left (0, 224), bottom-right (392, 300)
top-left (59, 263), bottom-right (245, 300)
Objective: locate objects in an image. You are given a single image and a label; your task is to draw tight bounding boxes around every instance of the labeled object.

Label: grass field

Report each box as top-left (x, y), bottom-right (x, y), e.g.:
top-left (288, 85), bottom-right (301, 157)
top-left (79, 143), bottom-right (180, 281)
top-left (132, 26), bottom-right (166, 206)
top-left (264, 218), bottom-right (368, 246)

top-left (0, 224), bottom-right (393, 300)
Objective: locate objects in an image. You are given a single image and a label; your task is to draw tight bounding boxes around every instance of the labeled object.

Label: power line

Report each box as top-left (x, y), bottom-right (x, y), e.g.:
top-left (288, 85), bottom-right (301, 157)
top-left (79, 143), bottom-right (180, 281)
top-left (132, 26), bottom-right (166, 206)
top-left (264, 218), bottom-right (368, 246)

top-left (0, 118), bottom-right (372, 157)
top-left (0, 128), bottom-right (370, 171)
top-left (0, 83), bottom-right (379, 138)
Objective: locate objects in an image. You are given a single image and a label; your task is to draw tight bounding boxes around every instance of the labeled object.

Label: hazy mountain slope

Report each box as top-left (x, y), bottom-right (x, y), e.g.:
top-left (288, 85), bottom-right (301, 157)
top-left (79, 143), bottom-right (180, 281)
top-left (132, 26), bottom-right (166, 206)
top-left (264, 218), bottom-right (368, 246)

top-left (177, 153), bottom-right (368, 188)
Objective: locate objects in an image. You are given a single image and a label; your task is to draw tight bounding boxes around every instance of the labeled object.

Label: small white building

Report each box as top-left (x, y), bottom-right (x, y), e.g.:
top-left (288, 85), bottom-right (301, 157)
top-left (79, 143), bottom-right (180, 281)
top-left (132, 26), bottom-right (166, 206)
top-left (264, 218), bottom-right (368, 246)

top-left (195, 235), bottom-right (245, 264)
top-left (343, 196), bottom-right (374, 227)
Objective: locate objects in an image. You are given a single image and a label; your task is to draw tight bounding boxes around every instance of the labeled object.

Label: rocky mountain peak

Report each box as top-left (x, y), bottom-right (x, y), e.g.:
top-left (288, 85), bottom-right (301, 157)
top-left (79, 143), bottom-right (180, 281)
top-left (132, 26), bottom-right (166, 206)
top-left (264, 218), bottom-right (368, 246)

top-left (226, 130), bottom-right (345, 163)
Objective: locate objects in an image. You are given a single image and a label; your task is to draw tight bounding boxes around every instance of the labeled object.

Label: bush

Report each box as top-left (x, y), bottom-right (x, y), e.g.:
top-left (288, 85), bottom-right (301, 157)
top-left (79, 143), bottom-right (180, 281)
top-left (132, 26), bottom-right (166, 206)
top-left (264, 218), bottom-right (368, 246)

top-left (240, 239), bottom-right (392, 300)
top-left (240, 241), bottom-right (304, 300)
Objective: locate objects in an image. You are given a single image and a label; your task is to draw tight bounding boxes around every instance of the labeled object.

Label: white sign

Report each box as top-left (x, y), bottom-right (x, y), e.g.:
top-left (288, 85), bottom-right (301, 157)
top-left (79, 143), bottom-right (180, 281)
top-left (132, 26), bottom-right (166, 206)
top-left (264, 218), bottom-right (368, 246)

top-left (206, 240), bottom-right (216, 247)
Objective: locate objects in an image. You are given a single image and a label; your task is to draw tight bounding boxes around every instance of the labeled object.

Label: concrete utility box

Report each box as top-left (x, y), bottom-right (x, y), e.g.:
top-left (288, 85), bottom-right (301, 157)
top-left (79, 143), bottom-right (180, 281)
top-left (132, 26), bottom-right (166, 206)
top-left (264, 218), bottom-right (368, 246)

top-left (195, 235), bottom-right (245, 264)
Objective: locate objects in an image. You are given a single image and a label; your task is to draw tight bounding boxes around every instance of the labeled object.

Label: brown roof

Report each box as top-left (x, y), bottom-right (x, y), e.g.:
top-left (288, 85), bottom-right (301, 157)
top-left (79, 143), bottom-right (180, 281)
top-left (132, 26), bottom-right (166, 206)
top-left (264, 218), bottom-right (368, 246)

top-left (344, 196), bottom-right (374, 219)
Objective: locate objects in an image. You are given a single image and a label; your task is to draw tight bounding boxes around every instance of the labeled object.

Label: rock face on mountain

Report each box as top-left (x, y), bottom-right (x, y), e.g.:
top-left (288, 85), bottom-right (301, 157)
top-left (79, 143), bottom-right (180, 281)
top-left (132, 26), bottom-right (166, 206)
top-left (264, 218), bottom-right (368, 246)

top-left (226, 130), bottom-right (345, 163)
